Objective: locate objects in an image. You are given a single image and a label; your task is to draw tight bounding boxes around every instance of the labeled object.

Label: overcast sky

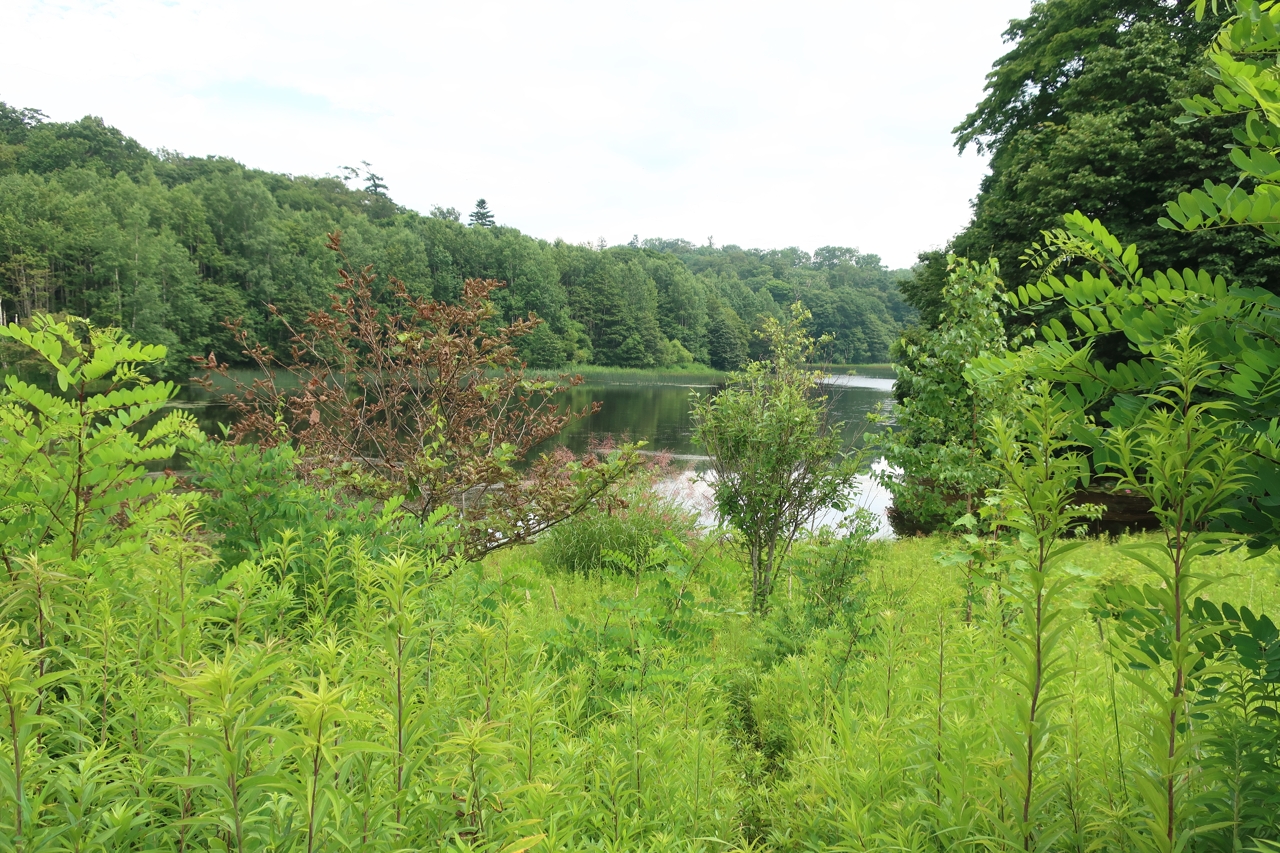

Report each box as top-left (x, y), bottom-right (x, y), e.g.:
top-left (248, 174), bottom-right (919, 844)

top-left (2, 0), bottom-right (1030, 268)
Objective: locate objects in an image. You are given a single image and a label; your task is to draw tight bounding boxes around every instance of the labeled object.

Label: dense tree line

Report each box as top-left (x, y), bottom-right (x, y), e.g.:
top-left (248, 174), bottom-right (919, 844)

top-left (0, 103), bottom-right (911, 376)
top-left (903, 0), bottom-right (1280, 329)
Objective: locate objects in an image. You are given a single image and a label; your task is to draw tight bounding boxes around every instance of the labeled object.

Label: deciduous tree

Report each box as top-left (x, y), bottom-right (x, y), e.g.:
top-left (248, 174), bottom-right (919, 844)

top-left (692, 304), bottom-right (859, 614)
top-left (199, 232), bottom-right (639, 558)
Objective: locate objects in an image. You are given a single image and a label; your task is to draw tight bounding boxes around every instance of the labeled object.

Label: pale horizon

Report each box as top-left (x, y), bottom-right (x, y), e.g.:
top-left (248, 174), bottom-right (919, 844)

top-left (2, 0), bottom-right (1032, 268)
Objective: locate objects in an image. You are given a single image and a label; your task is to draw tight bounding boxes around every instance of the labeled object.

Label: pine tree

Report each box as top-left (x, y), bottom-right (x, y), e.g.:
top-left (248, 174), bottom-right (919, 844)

top-left (469, 199), bottom-right (494, 227)
top-left (360, 161), bottom-right (387, 196)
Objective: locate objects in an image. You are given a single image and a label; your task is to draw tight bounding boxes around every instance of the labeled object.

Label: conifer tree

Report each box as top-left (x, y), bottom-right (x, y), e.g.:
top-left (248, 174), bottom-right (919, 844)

top-left (360, 161), bottom-right (387, 196)
top-left (469, 198), bottom-right (494, 227)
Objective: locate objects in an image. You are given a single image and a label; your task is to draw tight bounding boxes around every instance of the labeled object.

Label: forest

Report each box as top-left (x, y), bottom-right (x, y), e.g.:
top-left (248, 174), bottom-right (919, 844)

top-left (3, 0), bottom-right (1280, 852)
top-left (0, 105), bottom-right (910, 376)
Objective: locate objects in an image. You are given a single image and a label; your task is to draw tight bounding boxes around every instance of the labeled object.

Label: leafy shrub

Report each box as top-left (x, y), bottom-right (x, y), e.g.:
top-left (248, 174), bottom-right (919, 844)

top-left (184, 436), bottom-right (312, 563)
top-left (693, 304), bottom-right (861, 613)
top-left (792, 514), bottom-right (876, 630)
top-left (199, 233), bottom-right (640, 559)
top-left (749, 517), bottom-right (875, 675)
top-left (872, 257), bottom-right (1021, 533)
top-left (1195, 599), bottom-right (1280, 851)
top-left (0, 315), bottom-right (200, 564)
top-left (186, 438), bottom-right (455, 607)
top-left (538, 487), bottom-right (697, 576)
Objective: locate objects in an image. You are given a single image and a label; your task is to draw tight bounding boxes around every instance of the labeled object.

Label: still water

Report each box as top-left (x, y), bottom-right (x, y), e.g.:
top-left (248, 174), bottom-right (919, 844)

top-left (542, 367), bottom-right (895, 459)
top-left (177, 366), bottom-right (897, 452)
top-left (175, 366), bottom-right (899, 534)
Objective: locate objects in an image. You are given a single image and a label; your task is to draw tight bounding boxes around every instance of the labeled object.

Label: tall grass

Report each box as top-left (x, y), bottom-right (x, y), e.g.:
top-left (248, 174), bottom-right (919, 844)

top-left (0, 503), bottom-right (1277, 850)
top-left (741, 537), bottom-right (1280, 852)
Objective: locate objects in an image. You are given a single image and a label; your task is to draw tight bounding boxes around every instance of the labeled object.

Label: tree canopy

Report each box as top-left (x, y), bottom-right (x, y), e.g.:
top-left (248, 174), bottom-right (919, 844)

top-left (0, 103), bottom-right (912, 375)
top-left (911, 0), bottom-right (1277, 317)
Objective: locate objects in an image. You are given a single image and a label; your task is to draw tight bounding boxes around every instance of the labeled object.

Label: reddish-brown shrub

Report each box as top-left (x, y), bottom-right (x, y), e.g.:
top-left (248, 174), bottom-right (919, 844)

top-left (196, 232), bottom-right (639, 558)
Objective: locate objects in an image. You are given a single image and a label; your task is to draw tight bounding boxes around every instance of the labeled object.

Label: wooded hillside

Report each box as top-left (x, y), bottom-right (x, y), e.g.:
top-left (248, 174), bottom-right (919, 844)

top-left (0, 104), bottom-right (912, 375)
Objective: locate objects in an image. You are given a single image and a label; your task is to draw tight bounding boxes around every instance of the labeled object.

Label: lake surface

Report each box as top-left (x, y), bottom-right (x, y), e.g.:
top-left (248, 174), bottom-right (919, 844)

top-left (544, 366), bottom-right (899, 535)
top-left (175, 365), bottom-right (899, 534)
top-left (177, 366), bottom-right (897, 453)
top-left (535, 366), bottom-right (896, 459)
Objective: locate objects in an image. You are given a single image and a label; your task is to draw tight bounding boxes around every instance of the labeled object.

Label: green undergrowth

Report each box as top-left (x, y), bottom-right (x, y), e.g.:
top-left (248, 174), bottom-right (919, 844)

top-left (535, 486), bottom-right (701, 576)
top-left (485, 533), bottom-right (1280, 851)
top-left (3, 515), bottom-right (1278, 851)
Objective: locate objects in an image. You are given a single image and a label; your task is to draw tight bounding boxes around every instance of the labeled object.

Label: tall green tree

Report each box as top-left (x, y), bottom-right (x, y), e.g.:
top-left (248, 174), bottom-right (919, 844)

top-left (927, 0), bottom-right (1275, 302)
top-left (876, 257), bottom-right (1020, 531)
top-left (703, 297), bottom-right (748, 370)
top-left (954, 0), bottom-right (1210, 154)
top-left (469, 198), bottom-right (494, 228)
top-left (360, 161), bottom-right (387, 196)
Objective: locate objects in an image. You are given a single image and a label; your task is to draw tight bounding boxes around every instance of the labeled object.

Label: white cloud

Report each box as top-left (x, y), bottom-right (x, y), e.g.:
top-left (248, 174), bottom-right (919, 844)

top-left (2, 0), bottom-right (1029, 267)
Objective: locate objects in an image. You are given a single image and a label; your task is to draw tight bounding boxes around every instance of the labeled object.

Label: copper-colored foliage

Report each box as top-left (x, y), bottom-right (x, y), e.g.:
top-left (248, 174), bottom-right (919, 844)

top-left (195, 232), bottom-right (635, 557)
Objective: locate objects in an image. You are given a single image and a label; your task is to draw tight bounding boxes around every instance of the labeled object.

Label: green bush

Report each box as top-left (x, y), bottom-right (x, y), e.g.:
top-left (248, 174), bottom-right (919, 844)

top-left (538, 488), bottom-right (697, 575)
top-left (692, 304), bottom-right (860, 613)
top-left (185, 438), bottom-right (457, 615)
top-left (0, 315), bottom-right (201, 564)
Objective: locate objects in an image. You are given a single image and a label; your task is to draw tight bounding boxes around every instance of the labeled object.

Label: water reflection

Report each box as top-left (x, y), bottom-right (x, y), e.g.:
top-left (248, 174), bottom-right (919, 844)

top-left (543, 366), bottom-right (895, 458)
top-left (169, 366), bottom-right (899, 535)
top-left (656, 459), bottom-right (897, 539)
top-left (538, 366), bottom-right (899, 537)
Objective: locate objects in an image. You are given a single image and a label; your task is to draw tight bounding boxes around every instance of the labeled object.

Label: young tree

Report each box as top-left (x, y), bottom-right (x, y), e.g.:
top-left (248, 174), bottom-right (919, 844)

top-left (986, 384), bottom-right (1103, 852)
top-left (198, 232), bottom-right (639, 559)
top-left (469, 199), bottom-right (495, 228)
top-left (0, 315), bottom-right (201, 564)
top-left (875, 257), bottom-right (1022, 532)
top-left (692, 303), bottom-right (860, 614)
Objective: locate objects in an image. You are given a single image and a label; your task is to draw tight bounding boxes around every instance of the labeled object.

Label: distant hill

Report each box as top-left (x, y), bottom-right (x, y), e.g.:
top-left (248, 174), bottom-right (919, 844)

top-left (0, 101), bottom-right (914, 376)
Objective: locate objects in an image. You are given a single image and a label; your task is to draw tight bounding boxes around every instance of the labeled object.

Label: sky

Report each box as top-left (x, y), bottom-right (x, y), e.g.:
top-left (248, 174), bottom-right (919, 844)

top-left (1, 0), bottom-right (1031, 269)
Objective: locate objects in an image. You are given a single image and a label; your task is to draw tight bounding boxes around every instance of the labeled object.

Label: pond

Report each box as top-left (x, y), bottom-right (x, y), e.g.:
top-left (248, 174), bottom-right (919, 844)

top-left (540, 366), bottom-right (895, 459)
top-left (543, 367), bottom-right (899, 536)
top-left (173, 365), bottom-right (900, 535)
top-left (175, 366), bottom-right (896, 451)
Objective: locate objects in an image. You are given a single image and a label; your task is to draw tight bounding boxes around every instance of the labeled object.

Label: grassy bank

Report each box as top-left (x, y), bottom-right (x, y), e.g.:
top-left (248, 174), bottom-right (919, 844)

top-left (518, 363), bottom-right (896, 385)
top-left (525, 364), bottom-right (729, 385)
